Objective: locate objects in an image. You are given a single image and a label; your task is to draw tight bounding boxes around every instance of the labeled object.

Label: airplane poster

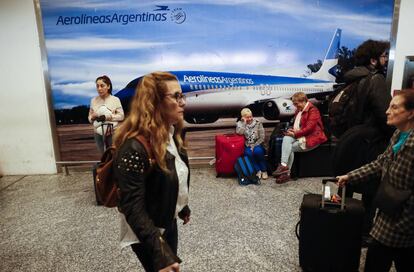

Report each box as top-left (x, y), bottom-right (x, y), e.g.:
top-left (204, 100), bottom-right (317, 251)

top-left (38, 0), bottom-right (394, 162)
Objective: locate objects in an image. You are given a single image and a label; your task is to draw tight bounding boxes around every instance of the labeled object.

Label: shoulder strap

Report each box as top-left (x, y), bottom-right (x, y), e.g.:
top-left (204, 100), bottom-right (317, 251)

top-left (352, 73), bottom-right (375, 125)
top-left (135, 135), bottom-right (155, 167)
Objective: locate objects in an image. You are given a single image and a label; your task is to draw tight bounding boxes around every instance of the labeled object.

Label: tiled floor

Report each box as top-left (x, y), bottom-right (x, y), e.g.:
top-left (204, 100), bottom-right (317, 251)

top-left (0, 169), bottom-right (392, 272)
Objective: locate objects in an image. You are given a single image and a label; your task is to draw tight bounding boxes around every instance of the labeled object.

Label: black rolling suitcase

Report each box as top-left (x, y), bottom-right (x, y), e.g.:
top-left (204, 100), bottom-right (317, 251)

top-left (268, 135), bottom-right (283, 171)
top-left (93, 123), bottom-right (113, 206)
top-left (296, 179), bottom-right (364, 272)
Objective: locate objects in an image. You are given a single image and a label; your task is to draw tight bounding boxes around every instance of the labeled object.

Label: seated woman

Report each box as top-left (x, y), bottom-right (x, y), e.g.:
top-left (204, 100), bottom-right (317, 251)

top-left (236, 108), bottom-right (268, 180)
top-left (273, 92), bottom-right (327, 184)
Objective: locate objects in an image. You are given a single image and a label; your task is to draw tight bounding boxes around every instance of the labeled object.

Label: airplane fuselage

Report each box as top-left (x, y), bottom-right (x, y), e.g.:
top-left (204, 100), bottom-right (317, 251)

top-left (172, 71), bottom-right (334, 122)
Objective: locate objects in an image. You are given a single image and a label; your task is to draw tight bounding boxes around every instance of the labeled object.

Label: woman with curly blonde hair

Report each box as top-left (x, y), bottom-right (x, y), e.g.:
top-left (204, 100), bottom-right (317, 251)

top-left (113, 72), bottom-right (190, 272)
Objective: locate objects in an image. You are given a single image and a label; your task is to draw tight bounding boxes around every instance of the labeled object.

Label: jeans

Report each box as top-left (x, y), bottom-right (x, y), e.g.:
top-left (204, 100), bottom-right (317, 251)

top-left (94, 133), bottom-right (112, 155)
top-left (131, 219), bottom-right (178, 272)
top-left (281, 136), bottom-right (316, 169)
top-left (244, 145), bottom-right (267, 172)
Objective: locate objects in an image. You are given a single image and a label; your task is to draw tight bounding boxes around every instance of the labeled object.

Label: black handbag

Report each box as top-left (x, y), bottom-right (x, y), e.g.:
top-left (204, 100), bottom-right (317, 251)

top-left (373, 171), bottom-right (411, 216)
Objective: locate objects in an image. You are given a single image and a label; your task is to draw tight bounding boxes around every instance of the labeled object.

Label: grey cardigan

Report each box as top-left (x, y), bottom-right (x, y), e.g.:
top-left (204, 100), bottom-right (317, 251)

top-left (236, 119), bottom-right (265, 147)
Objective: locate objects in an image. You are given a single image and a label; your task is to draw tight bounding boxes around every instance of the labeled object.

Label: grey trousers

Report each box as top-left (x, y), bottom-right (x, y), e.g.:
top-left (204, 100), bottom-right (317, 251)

top-left (280, 136), bottom-right (316, 170)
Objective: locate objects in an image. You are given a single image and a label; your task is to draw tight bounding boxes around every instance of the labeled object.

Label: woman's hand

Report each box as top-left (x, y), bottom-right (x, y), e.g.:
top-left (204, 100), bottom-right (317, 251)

top-left (284, 128), bottom-right (295, 137)
top-left (336, 175), bottom-right (349, 187)
top-left (159, 262), bottom-right (180, 272)
top-left (250, 145), bottom-right (255, 152)
top-left (181, 215), bottom-right (190, 225)
top-left (90, 112), bottom-right (98, 121)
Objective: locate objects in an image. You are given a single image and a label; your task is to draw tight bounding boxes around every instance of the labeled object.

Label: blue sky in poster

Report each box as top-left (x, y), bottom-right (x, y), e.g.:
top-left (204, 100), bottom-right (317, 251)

top-left (39, 0), bottom-right (393, 109)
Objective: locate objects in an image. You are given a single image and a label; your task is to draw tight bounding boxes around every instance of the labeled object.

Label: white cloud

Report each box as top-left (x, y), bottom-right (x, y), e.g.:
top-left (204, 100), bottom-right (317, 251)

top-left (53, 81), bottom-right (96, 98)
top-left (54, 102), bottom-right (81, 109)
top-left (46, 37), bottom-right (171, 52)
top-left (150, 51), bottom-right (268, 70)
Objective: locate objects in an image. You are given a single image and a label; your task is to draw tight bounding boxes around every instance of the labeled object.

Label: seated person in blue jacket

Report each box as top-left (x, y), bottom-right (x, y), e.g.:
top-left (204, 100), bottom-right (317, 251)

top-left (272, 92), bottom-right (327, 184)
top-left (236, 108), bottom-right (268, 180)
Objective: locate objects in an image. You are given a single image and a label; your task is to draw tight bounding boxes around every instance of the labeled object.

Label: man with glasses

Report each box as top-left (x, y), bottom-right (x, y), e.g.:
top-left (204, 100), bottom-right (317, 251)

top-left (333, 39), bottom-right (394, 248)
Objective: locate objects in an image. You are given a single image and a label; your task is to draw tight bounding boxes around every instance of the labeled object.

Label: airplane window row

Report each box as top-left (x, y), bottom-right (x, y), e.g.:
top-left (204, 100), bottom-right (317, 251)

top-left (188, 84), bottom-right (324, 93)
top-left (189, 84), bottom-right (244, 91)
top-left (253, 85), bottom-right (324, 93)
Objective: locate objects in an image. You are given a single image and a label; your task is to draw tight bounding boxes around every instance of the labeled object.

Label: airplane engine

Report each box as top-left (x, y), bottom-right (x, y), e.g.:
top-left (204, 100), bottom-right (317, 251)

top-left (262, 98), bottom-right (296, 120)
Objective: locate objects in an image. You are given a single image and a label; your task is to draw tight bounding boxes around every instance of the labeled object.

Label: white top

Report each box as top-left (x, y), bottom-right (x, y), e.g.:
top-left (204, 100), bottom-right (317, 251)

top-left (119, 127), bottom-right (189, 249)
top-left (166, 127), bottom-right (189, 218)
top-left (293, 102), bottom-right (309, 149)
top-left (88, 95), bottom-right (124, 134)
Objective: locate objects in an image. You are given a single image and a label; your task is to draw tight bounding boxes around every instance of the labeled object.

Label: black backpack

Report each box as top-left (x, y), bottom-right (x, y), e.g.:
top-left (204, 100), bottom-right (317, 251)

top-left (328, 74), bottom-right (373, 138)
top-left (332, 124), bottom-right (388, 176)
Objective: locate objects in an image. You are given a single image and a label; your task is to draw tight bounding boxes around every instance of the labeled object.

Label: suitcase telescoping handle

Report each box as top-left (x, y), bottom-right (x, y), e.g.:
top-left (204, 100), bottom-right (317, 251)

top-left (321, 178), bottom-right (346, 210)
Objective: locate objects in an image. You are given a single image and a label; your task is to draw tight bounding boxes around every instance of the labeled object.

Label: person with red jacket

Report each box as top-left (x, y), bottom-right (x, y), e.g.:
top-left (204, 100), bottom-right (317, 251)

top-left (272, 92), bottom-right (327, 183)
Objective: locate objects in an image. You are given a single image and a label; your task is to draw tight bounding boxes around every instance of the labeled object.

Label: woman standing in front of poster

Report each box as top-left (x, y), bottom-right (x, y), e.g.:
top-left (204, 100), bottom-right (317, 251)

top-left (113, 72), bottom-right (190, 272)
top-left (88, 75), bottom-right (124, 154)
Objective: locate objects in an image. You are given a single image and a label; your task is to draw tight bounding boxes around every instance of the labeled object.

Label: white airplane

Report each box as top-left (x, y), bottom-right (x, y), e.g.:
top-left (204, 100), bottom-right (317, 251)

top-left (116, 28), bottom-right (341, 124)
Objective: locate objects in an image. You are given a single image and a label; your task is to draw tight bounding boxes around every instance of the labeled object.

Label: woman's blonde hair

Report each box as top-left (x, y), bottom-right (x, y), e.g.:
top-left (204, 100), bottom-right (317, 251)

top-left (113, 71), bottom-right (185, 173)
top-left (240, 108), bottom-right (252, 117)
top-left (291, 92), bottom-right (308, 103)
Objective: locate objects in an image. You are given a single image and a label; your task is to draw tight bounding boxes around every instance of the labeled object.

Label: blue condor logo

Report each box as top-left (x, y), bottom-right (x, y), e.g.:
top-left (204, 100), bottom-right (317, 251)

top-left (55, 6), bottom-right (186, 25)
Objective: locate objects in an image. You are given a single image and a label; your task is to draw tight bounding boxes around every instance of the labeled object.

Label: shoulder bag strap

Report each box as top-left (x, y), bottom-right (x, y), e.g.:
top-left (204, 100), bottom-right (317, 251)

top-left (136, 135), bottom-right (155, 167)
top-left (354, 73), bottom-right (375, 124)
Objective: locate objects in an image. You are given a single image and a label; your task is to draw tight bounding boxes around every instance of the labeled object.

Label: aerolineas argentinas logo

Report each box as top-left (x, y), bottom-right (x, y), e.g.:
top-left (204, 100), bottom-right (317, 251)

top-left (55, 5), bottom-right (186, 26)
top-left (170, 8), bottom-right (186, 24)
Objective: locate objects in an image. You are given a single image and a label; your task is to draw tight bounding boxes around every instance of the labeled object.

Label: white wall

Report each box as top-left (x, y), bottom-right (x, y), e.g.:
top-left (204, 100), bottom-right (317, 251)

top-left (0, 0), bottom-right (57, 175)
top-left (391, 0), bottom-right (414, 91)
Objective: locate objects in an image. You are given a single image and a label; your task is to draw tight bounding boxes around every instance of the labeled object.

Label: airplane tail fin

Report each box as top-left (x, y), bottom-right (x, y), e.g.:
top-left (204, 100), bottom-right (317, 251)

top-left (309, 28), bottom-right (341, 82)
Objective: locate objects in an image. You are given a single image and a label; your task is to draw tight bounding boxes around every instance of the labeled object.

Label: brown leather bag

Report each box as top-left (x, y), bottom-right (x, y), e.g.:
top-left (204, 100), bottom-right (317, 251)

top-left (95, 135), bottom-right (154, 208)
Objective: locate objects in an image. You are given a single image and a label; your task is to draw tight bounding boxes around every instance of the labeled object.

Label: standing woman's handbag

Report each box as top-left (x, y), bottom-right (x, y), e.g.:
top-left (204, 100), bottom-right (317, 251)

top-left (373, 171), bottom-right (411, 216)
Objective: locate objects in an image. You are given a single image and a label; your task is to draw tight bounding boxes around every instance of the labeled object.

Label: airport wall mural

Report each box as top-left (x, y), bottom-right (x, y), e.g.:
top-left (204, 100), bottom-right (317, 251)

top-left (39, 0), bottom-right (394, 162)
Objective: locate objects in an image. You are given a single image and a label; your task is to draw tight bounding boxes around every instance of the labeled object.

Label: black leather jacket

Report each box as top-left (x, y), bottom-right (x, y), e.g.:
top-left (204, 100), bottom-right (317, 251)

top-left (113, 137), bottom-right (191, 271)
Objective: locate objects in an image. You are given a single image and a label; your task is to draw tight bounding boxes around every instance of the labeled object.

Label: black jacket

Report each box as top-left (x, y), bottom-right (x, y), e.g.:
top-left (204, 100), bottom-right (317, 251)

top-left (343, 65), bottom-right (392, 137)
top-left (113, 137), bottom-right (191, 271)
